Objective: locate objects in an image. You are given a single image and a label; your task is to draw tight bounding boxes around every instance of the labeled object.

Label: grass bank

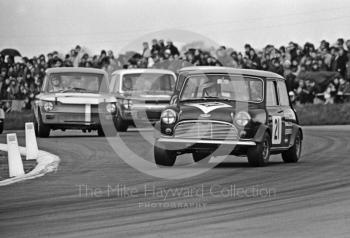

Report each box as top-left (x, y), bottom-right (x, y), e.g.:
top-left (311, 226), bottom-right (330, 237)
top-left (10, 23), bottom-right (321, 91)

top-left (4, 110), bottom-right (34, 130)
top-left (0, 151), bottom-right (36, 181)
top-left (1, 104), bottom-right (350, 130)
top-left (295, 103), bottom-right (350, 125)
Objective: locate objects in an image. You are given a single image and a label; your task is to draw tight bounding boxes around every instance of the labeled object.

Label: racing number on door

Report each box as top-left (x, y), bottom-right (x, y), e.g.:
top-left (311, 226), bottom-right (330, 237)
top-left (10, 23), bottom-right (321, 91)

top-left (272, 116), bottom-right (282, 144)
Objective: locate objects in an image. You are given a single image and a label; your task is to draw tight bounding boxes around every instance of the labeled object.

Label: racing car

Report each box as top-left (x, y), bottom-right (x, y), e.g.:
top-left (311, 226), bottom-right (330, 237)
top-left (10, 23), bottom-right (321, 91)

top-left (154, 66), bottom-right (303, 166)
top-left (33, 67), bottom-right (117, 137)
top-left (109, 69), bottom-right (176, 131)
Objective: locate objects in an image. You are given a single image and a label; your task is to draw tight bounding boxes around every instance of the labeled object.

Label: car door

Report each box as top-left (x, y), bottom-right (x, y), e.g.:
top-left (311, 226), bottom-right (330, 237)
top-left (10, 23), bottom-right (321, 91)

top-left (276, 79), bottom-right (295, 147)
top-left (266, 79), bottom-right (285, 148)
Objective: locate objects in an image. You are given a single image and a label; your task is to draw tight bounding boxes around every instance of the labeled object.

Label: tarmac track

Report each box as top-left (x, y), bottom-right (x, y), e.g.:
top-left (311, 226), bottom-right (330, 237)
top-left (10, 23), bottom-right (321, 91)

top-left (0, 126), bottom-right (349, 238)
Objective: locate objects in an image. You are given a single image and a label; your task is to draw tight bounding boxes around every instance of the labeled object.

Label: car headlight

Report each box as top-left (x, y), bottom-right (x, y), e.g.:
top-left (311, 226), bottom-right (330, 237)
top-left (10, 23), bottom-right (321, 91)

top-left (161, 109), bottom-right (177, 124)
top-left (43, 101), bottom-right (54, 112)
top-left (106, 103), bottom-right (116, 113)
top-left (235, 111), bottom-right (251, 127)
top-left (122, 99), bottom-right (132, 110)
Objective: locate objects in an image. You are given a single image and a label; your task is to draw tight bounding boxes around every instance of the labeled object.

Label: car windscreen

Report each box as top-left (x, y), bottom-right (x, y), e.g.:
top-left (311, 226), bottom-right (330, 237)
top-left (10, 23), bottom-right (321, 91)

top-left (180, 74), bottom-right (263, 103)
top-left (44, 72), bottom-right (108, 93)
top-left (121, 73), bottom-right (175, 95)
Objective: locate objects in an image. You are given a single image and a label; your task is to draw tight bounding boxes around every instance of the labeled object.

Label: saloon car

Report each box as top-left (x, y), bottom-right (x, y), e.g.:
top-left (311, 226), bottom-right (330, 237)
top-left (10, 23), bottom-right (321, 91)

top-left (154, 66), bottom-right (303, 166)
top-left (33, 67), bottom-right (117, 137)
top-left (109, 69), bottom-right (176, 131)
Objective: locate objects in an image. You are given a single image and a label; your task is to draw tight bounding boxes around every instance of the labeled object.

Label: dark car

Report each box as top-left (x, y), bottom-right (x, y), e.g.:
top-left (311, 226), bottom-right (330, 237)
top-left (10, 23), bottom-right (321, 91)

top-left (154, 66), bottom-right (303, 166)
top-left (109, 69), bottom-right (176, 131)
top-left (33, 67), bottom-right (117, 137)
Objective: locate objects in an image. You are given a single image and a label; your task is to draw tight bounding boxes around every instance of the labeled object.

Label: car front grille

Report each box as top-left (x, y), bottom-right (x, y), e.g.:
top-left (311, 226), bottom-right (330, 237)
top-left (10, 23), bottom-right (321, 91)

top-left (174, 121), bottom-right (239, 140)
top-left (53, 104), bottom-right (99, 113)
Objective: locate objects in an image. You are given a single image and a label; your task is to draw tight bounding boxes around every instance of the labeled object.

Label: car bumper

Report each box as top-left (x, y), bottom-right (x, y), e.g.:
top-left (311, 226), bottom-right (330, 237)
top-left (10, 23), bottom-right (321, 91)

top-left (157, 137), bottom-right (256, 146)
top-left (122, 106), bottom-right (166, 122)
top-left (156, 137), bottom-right (256, 155)
top-left (42, 112), bottom-right (114, 126)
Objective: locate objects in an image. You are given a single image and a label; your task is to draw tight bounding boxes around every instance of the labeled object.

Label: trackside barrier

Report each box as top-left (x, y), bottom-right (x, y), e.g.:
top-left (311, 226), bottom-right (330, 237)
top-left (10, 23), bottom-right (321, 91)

top-left (25, 122), bottom-right (39, 160)
top-left (7, 133), bottom-right (25, 177)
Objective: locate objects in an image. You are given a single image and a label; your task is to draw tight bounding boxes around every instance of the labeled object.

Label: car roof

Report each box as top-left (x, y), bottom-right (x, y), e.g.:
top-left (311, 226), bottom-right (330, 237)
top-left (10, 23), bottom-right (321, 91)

top-left (178, 66), bottom-right (284, 79)
top-left (46, 67), bottom-right (107, 75)
top-left (111, 68), bottom-right (176, 76)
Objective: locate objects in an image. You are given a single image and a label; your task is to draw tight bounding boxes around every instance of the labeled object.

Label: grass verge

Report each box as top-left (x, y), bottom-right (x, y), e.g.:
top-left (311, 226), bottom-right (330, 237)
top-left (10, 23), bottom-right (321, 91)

top-left (0, 151), bottom-right (37, 181)
top-left (295, 103), bottom-right (350, 125)
top-left (1, 104), bottom-right (350, 130)
top-left (4, 110), bottom-right (34, 130)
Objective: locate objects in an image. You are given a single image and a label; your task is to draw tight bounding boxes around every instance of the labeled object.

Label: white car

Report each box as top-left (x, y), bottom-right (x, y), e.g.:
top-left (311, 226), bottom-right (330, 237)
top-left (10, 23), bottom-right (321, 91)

top-left (33, 67), bottom-right (117, 137)
top-left (109, 69), bottom-right (176, 131)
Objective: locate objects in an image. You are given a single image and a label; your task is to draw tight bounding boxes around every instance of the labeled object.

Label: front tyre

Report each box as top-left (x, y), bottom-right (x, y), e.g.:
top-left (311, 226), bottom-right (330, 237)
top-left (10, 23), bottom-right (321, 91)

top-left (113, 113), bottom-right (128, 132)
top-left (34, 111), bottom-right (50, 138)
top-left (97, 126), bottom-right (105, 137)
top-left (282, 130), bottom-right (302, 163)
top-left (154, 141), bottom-right (176, 166)
top-left (247, 132), bottom-right (271, 166)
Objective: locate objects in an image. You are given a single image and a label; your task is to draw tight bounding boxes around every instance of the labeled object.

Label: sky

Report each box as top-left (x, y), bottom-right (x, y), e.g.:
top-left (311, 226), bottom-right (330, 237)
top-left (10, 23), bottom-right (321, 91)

top-left (0, 0), bottom-right (350, 57)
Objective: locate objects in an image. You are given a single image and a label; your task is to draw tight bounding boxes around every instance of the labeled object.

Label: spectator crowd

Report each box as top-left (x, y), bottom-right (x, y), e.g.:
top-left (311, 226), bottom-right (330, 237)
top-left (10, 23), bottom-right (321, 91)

top-left (1, 37), bottom-right (350, 110)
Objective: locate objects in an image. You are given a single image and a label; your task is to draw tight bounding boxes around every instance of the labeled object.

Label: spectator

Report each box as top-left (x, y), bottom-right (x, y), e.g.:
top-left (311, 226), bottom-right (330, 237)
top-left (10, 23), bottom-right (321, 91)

top-left (324, 83), bottom-right (335, 104)
top-left (335, 47), bottom-right (348, 77)
top-left (295, 80), bottom-right (309, 104)
top-left (2, 37), bottom-right (350, 109)
top-left (338, 76), bottom-right (350, 102)
top-left (63, 54), bottom-right (73, 67)
top-left (165, 40), bottom-right (179, 56)
top-left (151, 39), bottom-right (160, 56)
top-left (346, 39), bottom-right (350, 81)
top-left (142, 42), bottom-right (151, 59)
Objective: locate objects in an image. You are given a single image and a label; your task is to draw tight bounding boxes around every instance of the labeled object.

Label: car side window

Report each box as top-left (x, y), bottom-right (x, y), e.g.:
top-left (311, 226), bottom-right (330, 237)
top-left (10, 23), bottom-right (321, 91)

top-left (266, 80), bottom-right (278, 106)
top-left (277, 80), bottom-right (290, 106)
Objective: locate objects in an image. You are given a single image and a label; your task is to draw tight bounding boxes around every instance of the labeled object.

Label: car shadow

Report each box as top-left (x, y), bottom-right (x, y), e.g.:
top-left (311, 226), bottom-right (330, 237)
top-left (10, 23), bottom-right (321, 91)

top-left (214, 161), bottom-right (284, 168)
top-left (47, 134), bottom-right (100, 138)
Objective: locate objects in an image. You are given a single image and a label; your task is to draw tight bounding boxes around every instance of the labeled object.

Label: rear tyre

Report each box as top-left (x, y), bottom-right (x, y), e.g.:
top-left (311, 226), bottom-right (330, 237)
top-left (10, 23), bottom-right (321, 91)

top-left (282, 130), bottom-right (302, 163)
top-left (114, 114), bottom-right (128, 132)
top-left (247, 132), bottom-right (271, 166)
top-left (34, 112), bottom-right (50, 138)
top-left (154, 141), bottom-right (176, 166)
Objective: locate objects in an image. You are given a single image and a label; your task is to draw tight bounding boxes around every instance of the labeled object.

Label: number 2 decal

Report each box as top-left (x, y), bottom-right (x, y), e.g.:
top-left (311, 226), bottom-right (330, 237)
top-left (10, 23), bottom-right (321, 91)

top-left (272, 116), bottom-right (282, 144)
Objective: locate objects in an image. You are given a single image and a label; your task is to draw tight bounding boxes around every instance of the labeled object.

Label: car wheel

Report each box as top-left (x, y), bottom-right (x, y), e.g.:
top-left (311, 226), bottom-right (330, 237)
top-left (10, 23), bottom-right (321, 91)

top-left (154, 141), bottom-right (176, 166)
top-left (247, 132), bottom-right (271, 166)
top-left (282, 130), bottom-right (302, 163)
top-left (192, 152), bottom-right (211, 162)
top-left (114, 114), bottom-right (128, 132)
top-left (35, 111), bottom-right (50, 138)
top-left (97, 127), bottom-right (105, 137)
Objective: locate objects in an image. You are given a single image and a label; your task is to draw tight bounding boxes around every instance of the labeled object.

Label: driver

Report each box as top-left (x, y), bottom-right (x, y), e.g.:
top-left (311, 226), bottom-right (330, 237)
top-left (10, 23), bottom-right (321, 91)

top-left (50, 76), bottom-right (63, 92)
top-left (201, 79), bottom-right (219, 97)
top-left (123, 77), bottom-right (133, 91)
